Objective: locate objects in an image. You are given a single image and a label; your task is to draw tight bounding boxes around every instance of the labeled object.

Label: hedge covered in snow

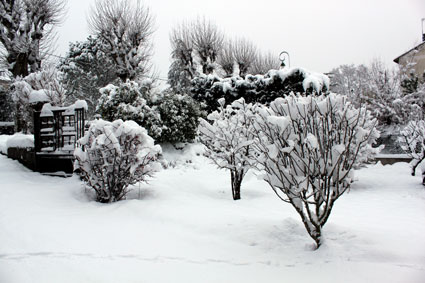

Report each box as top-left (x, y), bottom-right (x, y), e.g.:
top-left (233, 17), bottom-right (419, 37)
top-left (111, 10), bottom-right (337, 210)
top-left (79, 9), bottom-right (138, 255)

top-left (191, 67), bottom-right (330, 113)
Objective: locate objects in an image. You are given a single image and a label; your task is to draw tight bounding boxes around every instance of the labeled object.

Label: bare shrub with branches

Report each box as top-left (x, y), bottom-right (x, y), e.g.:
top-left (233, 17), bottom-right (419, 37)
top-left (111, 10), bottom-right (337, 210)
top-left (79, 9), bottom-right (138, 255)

top-left (74, 119), bottom-right (162, 203)
top-left (251, 94), bottom-right (380, 248)
top-left (88, 0), bottom-right (155, 81)
top-left (0, 0), bottom-right (66, 77)
top-left (198, 98), bottom-right (256, 200)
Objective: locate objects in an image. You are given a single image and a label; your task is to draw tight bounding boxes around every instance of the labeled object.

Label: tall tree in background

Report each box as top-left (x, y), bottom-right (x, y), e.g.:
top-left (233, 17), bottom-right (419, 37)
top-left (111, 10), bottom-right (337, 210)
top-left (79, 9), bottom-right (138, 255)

top-left (329, 64), bottom-right (370, 108)
top-left (250, 51), bottom-right (280, 75)
top-left (168, 23), bottom-right (196, 94)
top-left (233, 37), bottom-right (257, 78)
top-left (216, 40), bottom-right (235, 78)
top-left (0, 0), bottom-right (66, 77)
top-left (88, 0), bottom-right (155, 82)
top-left (190, 17), bottom-right (224, 75)
top-left (60, 36), bottom-right (117, 117)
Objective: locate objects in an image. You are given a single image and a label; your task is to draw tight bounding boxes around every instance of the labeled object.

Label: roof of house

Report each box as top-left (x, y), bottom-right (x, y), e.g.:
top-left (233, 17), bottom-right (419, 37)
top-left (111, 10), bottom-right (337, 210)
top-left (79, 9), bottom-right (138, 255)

top-left (394, 41), bottom-right (425, 64)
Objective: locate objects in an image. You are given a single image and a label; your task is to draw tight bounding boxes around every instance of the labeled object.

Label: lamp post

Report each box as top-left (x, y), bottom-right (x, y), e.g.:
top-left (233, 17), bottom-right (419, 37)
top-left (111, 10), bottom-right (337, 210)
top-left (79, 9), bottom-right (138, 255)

top-left (279, 51), bottom-right (290, 68)
top-left (422, 18), bottom-right (425, 42)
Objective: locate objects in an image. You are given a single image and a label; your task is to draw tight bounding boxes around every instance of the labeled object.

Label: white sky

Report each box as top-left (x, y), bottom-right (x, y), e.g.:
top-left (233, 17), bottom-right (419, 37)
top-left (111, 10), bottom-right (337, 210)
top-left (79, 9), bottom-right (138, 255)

top-left (56, 0), bottom-right (425, 79)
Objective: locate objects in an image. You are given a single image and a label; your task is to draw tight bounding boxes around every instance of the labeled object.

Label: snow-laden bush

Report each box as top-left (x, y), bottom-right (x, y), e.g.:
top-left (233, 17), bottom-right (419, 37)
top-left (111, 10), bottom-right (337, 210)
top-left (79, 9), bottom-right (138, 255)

top-left (97, 80), bottom-right (201, 144)
top-left (399, 120), bottom-right (425, 185)
top-left (251, 93), bottom-right (380, 248)
top-left (198, 98), bottom-right (256, 200)
top-left (74, 119), bottom-right (162, 203)
top-left (155, 92), bottom-right (201, 144)
top-left (96, 80), bottom-right (163, 139)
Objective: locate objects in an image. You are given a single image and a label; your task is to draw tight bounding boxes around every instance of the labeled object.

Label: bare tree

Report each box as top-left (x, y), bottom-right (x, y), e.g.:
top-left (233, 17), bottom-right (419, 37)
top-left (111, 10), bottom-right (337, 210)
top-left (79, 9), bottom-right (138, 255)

top-left (88, 0), bottom-right (155, 81)
top-left (190, 17), bottom-right (224, 75)
top-left (217, 39), bottom-right (235, 78)
top-left (0, 0), bottom-right (66, 77)
top-left (250, 51), bottom-right (280, 75)
top-left (233, 37), bottom-right (257, 78)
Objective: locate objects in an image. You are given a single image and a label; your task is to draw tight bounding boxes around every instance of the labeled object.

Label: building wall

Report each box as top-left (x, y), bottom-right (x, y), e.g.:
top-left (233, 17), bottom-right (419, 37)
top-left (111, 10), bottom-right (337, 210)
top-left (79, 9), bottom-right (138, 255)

top-left (398, 43), bottom-right (425, 79)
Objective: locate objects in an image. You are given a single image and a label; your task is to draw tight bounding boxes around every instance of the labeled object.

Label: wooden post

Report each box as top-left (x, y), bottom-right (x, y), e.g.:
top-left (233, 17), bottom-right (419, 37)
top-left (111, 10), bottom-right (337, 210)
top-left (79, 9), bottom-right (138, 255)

top-left (32, 102), bottom-right (44, 153)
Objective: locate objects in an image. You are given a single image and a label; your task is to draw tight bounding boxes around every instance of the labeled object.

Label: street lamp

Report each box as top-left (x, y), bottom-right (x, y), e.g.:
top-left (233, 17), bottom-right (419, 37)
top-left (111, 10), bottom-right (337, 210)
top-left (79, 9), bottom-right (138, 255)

top-left (279, 51), bottom-right (290, 68)
top-left (422, 18), bottom-right (425, 42)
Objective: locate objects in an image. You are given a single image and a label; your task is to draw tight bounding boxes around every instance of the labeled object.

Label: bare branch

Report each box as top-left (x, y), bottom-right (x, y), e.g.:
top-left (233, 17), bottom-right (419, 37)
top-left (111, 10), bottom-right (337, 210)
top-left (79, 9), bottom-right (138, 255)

top-left (217, 39), bottom-right (235, 78)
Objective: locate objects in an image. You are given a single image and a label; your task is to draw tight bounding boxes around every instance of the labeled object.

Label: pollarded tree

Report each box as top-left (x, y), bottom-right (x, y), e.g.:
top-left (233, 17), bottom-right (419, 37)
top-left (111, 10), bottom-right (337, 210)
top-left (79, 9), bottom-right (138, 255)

top-left (198, 98), bottom-right (256, 200)
top-left (216, 39), bottom-right (235, 78)
top-left (74, 119), bottom-right (162, 203)
top-left (88, 0), bottom-right (155, 81)
top-left (233, 37), bottom-right (257, 78)
top-left (168, 23), bottom-right (197, 94)
top-left (60, 36), bottom-right (118, 118)
top-left (250, 51), bottom-right (281, 75)
top-left (0, 0), bottom-right (66, 77)
top-left (190, 17), bottom-right (224, 75)
top-left (251, 94), bottom-right (380, 248)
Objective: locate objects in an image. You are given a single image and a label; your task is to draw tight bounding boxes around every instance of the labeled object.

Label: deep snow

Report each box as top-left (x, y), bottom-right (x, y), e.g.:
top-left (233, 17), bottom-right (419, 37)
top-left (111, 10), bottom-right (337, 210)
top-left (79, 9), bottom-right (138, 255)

top-left (0, 141), bottom-right (424, 283)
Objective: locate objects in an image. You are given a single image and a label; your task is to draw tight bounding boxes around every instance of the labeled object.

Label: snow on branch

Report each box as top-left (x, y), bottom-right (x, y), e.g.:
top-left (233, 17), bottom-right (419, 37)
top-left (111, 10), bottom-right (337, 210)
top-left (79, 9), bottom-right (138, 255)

top-left (198, 98), bottom-right (257, 200)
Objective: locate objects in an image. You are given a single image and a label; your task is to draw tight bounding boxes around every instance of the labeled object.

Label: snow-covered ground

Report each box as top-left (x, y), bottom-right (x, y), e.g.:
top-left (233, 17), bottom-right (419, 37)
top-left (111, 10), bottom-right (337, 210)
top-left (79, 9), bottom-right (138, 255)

top-left (0, 140), bottom-right (424, 283)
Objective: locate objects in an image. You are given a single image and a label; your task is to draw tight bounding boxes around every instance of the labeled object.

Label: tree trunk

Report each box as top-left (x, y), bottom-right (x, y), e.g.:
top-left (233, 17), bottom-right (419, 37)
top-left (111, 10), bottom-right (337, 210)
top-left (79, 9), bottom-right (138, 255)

top-left (230, 170), bottom-right (242, 200)
top-left (9, 53), bottom-right (30, 78)
top-left (293, 204), bottom-right (323, 249)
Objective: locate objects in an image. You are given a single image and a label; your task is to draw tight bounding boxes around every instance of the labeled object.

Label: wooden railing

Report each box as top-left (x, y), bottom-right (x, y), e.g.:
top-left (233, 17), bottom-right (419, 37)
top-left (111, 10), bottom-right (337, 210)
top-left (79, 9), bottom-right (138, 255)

top-left (33, 104), bottom-right (85, 154)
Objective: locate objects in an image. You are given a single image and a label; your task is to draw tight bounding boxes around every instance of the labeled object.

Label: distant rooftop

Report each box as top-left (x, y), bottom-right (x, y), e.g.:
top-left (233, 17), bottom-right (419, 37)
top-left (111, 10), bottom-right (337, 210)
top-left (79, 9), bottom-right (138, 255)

top-left (393, 41), bottom-right (425, 64)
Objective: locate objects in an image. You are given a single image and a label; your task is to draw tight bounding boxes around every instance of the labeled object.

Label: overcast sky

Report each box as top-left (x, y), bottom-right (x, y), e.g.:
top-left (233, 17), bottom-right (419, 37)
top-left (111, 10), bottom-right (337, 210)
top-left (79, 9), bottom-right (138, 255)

top-left (56, 0), bottom-right (425, 78)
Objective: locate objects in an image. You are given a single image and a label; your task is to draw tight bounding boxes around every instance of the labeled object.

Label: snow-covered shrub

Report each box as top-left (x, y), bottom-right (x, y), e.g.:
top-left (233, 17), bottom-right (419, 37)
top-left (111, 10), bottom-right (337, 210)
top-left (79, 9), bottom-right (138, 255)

top-left (399, 120), bottom-right (425, 185)
top-left (190, 67), bottom-right (329, 113)
top-left (11, 65), bottom-right (67, 133)
top-left (155, 92), bottom-right (201, 144)
top-left (251, 94), bottom-right (380, 248)
top-left (97, 80), bottom-right (201, 144)
top-left (96, 80), bottom-right (163, 139)
top-left (198, 98), bottom-right (256, 200)
top-left (74, 119), bottom-right (162, 203)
